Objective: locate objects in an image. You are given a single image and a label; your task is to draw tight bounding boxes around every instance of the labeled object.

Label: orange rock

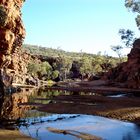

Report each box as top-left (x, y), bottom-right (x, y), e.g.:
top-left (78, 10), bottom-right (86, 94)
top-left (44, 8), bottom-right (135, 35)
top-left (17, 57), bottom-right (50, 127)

top-left (103, 39), bottom-right (140, 89)
top-left (0, 0), bottom-right (26, 85)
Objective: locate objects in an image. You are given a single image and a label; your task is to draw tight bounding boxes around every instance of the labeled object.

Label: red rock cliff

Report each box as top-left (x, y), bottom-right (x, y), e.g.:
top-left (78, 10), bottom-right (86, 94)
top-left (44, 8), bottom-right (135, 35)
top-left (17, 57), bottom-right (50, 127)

top-left (103, 39), bottom-right (140, 89)
top-left (0, 0), bottom-right (26, 85)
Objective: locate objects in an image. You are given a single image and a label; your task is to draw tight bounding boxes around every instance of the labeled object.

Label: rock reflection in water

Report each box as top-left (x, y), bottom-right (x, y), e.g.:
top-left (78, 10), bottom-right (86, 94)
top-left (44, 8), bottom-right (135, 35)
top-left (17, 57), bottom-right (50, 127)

top-left (0, 88), bottom-right (140, 140)
top-left (0, 88), bottom-right (69, 128)
top-left (0, 88), bottom-right (37, 128)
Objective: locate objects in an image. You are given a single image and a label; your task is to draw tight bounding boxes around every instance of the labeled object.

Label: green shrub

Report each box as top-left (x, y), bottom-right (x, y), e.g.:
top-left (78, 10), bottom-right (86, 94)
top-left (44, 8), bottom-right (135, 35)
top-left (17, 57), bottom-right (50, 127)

top-left (52, 70), bottom-right (59, 79)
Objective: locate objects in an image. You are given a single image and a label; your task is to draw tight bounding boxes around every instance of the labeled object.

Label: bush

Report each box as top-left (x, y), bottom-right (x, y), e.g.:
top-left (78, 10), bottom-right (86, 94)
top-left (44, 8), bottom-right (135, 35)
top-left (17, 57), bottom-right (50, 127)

top-left (27, 61), bottom-right (53, 80)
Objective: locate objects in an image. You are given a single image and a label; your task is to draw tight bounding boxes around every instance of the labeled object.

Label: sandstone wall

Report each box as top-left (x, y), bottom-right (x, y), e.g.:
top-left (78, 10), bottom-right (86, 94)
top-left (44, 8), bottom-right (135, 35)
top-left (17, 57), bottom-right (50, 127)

top-left (103, 39), bottom-right (140, 89)
top-left (0, 0), bottom-right (26, 86)
top-left (0, 0), bottom-right (25, 67)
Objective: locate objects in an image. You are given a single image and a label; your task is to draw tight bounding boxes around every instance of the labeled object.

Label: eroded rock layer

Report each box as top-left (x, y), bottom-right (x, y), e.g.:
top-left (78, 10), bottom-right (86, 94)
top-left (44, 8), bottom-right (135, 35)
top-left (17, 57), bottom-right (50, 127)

top-left (0, 0), bottom-right (25, 87)
top-left (103, 39), bottom-right (140, 89)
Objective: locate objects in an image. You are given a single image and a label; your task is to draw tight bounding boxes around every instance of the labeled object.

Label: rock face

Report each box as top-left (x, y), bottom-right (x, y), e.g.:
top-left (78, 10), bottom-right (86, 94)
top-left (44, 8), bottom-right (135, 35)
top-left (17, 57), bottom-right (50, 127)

top-left (0, 0), bottom-right (25, 91)
top-left (0, 0), bottom-right (25, 68)
top-left (9, 51), bottom-right (31, 84)
top-left (103, 39), bottom-right (140, 89)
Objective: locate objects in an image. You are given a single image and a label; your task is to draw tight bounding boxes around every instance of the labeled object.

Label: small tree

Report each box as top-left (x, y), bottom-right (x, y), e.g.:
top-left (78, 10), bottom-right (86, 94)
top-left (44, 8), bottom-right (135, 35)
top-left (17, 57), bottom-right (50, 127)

top-left (118, 29), bottom-right (135, 48)
top-left (111, 45), bottom-right (123, 63)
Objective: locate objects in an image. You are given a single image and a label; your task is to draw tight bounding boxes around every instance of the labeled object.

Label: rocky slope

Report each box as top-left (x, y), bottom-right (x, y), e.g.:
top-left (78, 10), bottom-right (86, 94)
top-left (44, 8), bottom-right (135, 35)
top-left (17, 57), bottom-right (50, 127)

top-left (103, 39), bottom-right (140, 89)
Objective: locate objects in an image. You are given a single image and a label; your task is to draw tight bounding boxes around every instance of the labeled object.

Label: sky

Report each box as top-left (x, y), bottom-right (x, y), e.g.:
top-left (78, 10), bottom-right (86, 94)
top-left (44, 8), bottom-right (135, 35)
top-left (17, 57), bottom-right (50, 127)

top-left (22, 0), bottom-right (140, 56)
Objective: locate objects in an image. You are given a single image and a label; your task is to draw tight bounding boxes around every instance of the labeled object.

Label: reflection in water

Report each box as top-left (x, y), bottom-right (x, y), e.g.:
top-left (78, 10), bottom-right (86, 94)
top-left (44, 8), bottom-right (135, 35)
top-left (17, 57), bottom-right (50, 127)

top-left (0, 88), bottom-right (62, 121)
top-left (0, 88), bottom-right (140, 140)
top-left (19, 113), bottom-right (140, 140)
top-left (0, 88), bottom-right (36, 129)
top-left (0, 88), bottom-right (69, 128)
top-left (121, 124), bottom-right (140, 140)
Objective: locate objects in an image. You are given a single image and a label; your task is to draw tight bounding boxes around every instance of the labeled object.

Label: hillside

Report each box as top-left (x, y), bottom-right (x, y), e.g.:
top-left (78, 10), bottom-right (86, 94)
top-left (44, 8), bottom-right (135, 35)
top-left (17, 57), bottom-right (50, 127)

top-left (22, 44), bottom-right (125, 81)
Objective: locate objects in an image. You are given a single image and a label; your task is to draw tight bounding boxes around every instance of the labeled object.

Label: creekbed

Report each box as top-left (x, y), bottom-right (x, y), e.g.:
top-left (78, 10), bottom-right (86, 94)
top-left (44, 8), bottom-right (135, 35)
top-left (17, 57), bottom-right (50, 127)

top-left (19, 111), bottom-right (140, 140)
top-left (0, 88), bottom-right (140, 140)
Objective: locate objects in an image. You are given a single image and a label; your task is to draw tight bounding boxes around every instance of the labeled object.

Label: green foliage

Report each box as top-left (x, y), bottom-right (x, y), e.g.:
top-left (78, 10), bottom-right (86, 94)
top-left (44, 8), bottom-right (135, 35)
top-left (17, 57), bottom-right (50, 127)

top-left (91, 55), bottom-right (104, 73)
top-left (79, 56), bottom-right (94, 74)
top-left (136, 14), bottom-right (140, 27)
top-left (40, 62), bottom-right (52, 75)
top-left (110, 28), bottom-right (134, 62)
top-left (37, 62), bottom-right (52, 80)
top-left (125, 0), bottom-right (140, 28)
top-left (118, 29), bottom-right (135, 48)
top-left (52, 70), bottom-right (59, 79)
top-left (27, 61), bottom-right (53, 80)
top-left (125, 0), bottom-right (140, 13)
top-left (27, 61), bottom-right (40, 76)
top-left (111, 45), bottom-right (123, 62)
top-left (24, 44), bottom-right (123, 80)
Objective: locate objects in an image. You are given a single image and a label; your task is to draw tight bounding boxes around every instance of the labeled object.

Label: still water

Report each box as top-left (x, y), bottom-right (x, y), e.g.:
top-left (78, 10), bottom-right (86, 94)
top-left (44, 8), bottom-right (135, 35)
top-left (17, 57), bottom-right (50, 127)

top-left (0, 88), bottom-right (140, 140)
top-left (19, 112), bottom-right (140, 140)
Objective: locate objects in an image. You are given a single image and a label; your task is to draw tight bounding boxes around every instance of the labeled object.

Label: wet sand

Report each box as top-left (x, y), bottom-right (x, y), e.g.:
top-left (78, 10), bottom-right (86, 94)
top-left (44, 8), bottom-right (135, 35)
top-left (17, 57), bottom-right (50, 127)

top-left (36, 95), bottom-right (140, 123)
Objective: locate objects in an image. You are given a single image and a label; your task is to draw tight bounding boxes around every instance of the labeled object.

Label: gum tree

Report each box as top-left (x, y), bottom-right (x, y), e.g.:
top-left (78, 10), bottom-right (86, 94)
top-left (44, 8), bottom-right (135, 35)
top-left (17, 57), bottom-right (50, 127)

top-left (125, 0), bottom-right (140, 28)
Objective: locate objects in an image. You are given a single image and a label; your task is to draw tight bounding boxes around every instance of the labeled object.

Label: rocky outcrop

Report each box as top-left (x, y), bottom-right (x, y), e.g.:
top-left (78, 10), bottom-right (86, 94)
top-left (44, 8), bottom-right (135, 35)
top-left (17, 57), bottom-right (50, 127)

top-left (0, 0), bottom-right (25, 68)
top-left (9, 51), bottom-right (31, 84)
top-left (0, 0), bottom-right (25, 93)
top-left (103, 39), bottom-right (140, 89)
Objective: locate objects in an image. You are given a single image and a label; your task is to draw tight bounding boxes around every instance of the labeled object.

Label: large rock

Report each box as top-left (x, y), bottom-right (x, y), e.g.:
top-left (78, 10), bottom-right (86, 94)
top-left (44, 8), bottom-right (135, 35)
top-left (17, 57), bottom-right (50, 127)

top-left (0, 0), bottom-right (25, 67)
top-left (103, 39), bottom-right (140, 89)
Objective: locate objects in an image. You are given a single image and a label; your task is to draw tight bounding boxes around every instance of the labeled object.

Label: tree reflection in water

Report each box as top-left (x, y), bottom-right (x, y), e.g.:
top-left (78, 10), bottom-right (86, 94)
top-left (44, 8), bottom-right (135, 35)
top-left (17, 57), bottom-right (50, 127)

top-left (0, 88), bottom-right (66, 129)
top-left (122, 125), bottom-right (140, 140)
top-left (0, 88), bottom-right (140, 140)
